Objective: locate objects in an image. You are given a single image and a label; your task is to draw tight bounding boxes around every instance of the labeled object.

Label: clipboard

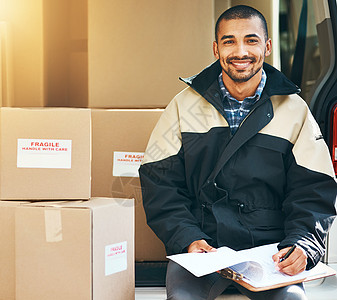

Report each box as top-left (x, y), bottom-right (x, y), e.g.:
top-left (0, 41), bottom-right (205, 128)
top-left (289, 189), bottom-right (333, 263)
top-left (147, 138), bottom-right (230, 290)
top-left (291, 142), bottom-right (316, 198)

top-left (220, 262), bottom-right (336, 292)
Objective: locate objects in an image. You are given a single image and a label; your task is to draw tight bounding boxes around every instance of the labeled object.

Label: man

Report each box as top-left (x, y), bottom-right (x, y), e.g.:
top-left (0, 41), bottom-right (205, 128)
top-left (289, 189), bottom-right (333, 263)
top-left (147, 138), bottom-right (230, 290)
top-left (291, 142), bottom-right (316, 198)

top-left (139, 5), bottom-right (336, 300)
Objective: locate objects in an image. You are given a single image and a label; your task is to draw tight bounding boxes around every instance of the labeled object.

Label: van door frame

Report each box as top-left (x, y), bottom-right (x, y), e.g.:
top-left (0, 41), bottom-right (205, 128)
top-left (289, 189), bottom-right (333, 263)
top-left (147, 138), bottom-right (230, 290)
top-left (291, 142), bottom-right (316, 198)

top-left (310, 0), bottom-right (337, 147)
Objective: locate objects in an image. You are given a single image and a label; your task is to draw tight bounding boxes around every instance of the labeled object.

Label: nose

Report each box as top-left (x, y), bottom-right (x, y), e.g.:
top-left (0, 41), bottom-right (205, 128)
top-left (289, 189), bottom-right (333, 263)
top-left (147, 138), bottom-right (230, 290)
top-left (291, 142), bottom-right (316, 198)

top-left (234, 41), bottom-right (249, 57)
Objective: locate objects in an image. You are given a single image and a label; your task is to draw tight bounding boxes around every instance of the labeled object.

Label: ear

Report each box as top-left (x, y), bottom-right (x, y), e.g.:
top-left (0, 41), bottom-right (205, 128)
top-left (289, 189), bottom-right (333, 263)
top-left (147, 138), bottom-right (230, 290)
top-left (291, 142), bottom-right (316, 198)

top-left (265, 38), bottom-right (272, 57)
top-left (213, 41), bottom-right (220, 59)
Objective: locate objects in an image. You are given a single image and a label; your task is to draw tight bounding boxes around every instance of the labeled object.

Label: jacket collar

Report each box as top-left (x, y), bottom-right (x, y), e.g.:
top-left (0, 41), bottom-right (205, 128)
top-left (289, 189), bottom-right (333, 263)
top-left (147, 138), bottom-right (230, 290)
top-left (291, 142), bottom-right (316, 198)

top-left (179, 60), bottom-right (301, 99)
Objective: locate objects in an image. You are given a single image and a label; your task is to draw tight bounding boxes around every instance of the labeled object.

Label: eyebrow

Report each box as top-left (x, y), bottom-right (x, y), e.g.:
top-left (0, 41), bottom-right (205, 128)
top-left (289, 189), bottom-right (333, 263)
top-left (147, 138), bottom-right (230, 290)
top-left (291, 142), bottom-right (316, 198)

top-left (245, 34), bottom-right (262, 39)
top-left (220, 34), bottom-right (234, 41)
top-left (220, 33), bottom-right (262, 41)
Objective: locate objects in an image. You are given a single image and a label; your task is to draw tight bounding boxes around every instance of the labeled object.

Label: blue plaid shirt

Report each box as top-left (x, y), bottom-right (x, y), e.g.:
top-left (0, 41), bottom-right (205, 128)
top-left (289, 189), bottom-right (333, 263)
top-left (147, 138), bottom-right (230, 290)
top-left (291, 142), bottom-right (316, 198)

top-left (218, 69), bottom-right (267, 135)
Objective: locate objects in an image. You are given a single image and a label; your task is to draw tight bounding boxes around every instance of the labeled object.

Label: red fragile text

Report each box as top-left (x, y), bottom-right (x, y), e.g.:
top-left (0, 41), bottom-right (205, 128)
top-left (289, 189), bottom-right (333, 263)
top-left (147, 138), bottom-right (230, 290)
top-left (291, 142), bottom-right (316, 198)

top-left (107, 244), bottom-right (126, 257)
top-left (124, 154), bottom-right (144, 159)
top-left (107, 249), bottom-right (126, 257)
top-left (110, 245), bottom-right (123, 251)
top-left (31, 141), bottom-right (60, 147)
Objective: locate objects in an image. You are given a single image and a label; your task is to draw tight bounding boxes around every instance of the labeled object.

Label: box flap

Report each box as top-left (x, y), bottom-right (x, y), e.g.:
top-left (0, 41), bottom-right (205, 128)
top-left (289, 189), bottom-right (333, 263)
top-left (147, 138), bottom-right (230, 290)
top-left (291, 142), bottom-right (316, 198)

top-left (20, 198), bottom-right (134, 210)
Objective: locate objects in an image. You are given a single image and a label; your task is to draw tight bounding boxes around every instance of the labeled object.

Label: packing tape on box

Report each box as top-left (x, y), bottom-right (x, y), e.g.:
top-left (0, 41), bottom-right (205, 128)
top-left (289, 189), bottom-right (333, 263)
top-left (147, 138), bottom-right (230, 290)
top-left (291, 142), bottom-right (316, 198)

top-left (44, 209), bottom-right (63, 242)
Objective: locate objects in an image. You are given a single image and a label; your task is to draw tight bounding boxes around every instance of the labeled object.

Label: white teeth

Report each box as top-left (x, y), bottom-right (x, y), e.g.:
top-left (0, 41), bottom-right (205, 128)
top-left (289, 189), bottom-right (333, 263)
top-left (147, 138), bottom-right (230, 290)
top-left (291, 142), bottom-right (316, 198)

top-left (232, 62), bottom-right (250, 69)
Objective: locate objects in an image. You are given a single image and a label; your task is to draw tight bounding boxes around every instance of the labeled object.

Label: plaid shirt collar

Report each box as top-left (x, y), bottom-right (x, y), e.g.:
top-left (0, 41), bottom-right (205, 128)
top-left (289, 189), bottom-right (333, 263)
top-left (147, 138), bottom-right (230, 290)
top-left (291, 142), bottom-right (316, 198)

top-left (218, 69), bottom-right (267, 104)
top-left (218, 69), bottom-right (267, 134)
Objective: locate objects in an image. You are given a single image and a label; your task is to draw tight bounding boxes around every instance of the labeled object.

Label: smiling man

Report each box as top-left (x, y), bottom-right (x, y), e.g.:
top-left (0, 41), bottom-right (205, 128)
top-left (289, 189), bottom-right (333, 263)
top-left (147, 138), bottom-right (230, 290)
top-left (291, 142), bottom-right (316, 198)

top-left (139, 5), bottom-right (336, 300)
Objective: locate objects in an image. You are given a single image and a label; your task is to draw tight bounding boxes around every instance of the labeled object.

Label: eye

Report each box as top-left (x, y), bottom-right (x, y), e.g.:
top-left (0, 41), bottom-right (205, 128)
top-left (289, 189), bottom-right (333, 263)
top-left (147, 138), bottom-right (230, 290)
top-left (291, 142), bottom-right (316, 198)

top-left (223, 40), bottom-right (234, 45)
top-left (247, 39), bottom-right (259, 44)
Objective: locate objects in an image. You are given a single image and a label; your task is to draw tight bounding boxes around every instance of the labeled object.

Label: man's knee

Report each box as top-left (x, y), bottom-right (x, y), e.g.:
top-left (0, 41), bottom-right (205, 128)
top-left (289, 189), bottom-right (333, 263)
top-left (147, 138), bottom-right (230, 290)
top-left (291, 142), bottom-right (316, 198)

top-left (166, 261), bottom-right (208, 300)
top-left (283, 285), bottom-right (307, 300)
top-left (271, 284), bottom-right (307, 300)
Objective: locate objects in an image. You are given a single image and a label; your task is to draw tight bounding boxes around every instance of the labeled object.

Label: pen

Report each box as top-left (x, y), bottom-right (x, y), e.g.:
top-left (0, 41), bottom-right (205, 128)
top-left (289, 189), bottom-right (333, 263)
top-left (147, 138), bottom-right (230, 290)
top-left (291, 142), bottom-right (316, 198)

top-left (280, 245), bottom-right (296, 262)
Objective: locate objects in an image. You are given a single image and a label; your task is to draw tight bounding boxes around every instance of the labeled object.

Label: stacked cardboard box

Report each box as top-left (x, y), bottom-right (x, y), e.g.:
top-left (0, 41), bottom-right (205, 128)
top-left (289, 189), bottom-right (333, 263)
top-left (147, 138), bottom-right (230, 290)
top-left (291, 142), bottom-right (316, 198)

top-left (0, 201), bottom-right (26, 300)
top-left (91, 109), bottom-right (167, 262)
top-left (15, 198), bottom-right (134, 300)
top-left (86, 0), bottom-right (214, 109)
top-left (0, 108), bottom-right (91, 200)
top-left (0, 108), bottom-right (135, 300)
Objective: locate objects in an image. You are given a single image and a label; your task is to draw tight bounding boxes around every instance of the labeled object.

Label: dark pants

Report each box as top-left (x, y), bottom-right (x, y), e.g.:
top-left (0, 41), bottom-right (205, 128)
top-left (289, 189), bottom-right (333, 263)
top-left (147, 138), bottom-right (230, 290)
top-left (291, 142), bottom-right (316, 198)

top-left (166, 261), bottom-right (308, 300)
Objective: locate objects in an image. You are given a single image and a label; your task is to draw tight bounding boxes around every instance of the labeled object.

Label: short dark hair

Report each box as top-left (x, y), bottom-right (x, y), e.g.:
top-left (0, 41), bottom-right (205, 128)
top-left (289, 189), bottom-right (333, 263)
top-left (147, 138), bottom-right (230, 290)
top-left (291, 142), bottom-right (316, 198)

top-left (215, 5), bottom-right (269, 42)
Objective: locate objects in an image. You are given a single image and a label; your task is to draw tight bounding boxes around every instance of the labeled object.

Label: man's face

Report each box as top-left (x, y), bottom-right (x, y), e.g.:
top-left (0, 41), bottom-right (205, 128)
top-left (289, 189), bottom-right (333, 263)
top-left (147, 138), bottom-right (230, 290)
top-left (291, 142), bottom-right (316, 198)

top-left (213, 17), bottom-right (272, 84)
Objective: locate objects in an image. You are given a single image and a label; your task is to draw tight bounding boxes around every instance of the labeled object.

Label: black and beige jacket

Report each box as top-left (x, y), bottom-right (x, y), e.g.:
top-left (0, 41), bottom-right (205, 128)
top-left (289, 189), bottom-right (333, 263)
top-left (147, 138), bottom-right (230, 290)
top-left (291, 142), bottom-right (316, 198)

top-left (139, 61), bottom-right (337, 269)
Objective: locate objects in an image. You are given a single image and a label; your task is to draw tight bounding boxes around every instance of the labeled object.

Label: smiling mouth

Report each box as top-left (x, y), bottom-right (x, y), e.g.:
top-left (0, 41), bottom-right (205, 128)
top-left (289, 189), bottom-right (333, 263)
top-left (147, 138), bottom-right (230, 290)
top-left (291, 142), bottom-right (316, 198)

top-left (227, 57), bottom-right (256, 70)
top-left (231, 61), bottom-right (251, 70)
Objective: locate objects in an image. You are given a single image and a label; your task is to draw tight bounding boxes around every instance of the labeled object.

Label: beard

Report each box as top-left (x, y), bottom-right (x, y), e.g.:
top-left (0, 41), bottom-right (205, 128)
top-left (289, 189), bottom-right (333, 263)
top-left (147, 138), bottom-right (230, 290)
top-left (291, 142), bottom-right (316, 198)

top-left (223, 56), bottom-right (262, 83)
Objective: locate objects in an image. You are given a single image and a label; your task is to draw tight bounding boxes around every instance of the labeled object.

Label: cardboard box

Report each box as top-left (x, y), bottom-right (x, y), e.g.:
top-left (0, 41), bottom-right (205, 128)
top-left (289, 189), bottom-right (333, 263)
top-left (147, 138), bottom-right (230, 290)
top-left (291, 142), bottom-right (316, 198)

top-left (0, 201), bottom-right (27, 300)
top-left (0, 107), bottom-right (91, 200)
top-left (88, 0), bottom-right (214, 108)
top-left (15, 198), bottom-right (134, 300)
top-left (91, 109), bottom-right (167, 261)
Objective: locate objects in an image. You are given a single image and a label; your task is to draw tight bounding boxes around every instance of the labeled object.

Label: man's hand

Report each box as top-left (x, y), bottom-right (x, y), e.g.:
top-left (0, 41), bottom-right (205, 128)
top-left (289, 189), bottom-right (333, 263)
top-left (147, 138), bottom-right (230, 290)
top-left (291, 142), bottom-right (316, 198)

top-left (272, 246), bottom-right (307, 276)
top-left (187, 239), bottom-right (217, 253)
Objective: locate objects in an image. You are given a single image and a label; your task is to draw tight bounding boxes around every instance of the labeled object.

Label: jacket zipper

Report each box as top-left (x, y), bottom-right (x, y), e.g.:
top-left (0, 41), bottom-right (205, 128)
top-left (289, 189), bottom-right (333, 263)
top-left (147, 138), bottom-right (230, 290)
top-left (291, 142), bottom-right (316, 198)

top-left (201, 203), bottom-right (206, 229)
top-left (201, 202), bottom-right (212, 230)
top-left (237, 203), bottom-right (255, 247)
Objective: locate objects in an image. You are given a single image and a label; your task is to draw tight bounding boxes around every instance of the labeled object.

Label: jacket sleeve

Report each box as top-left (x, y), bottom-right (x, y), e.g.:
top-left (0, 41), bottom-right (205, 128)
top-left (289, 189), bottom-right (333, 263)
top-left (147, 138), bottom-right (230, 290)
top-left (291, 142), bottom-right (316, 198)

top-left (278, 106), bottom-right (337, 269)
top-left (139, 98), bottom-right (211, 255)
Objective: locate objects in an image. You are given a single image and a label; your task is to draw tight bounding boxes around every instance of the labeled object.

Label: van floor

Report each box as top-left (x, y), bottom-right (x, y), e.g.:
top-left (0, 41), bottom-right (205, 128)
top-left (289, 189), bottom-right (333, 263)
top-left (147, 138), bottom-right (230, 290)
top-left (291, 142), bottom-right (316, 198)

top-left (135, 287), bottom-right (248, 299)
top-left (135, 287), bottom-right (166, 300)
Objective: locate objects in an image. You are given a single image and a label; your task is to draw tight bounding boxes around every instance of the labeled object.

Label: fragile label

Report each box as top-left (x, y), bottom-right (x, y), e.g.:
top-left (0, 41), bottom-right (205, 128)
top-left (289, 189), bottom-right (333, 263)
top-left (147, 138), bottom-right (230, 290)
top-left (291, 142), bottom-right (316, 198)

top-left (105, 241), bottom-right (127, 276)
top-left (113, 151), bottom-right (144, 177)
top-left (17, 139), bottom-right (72, 169)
